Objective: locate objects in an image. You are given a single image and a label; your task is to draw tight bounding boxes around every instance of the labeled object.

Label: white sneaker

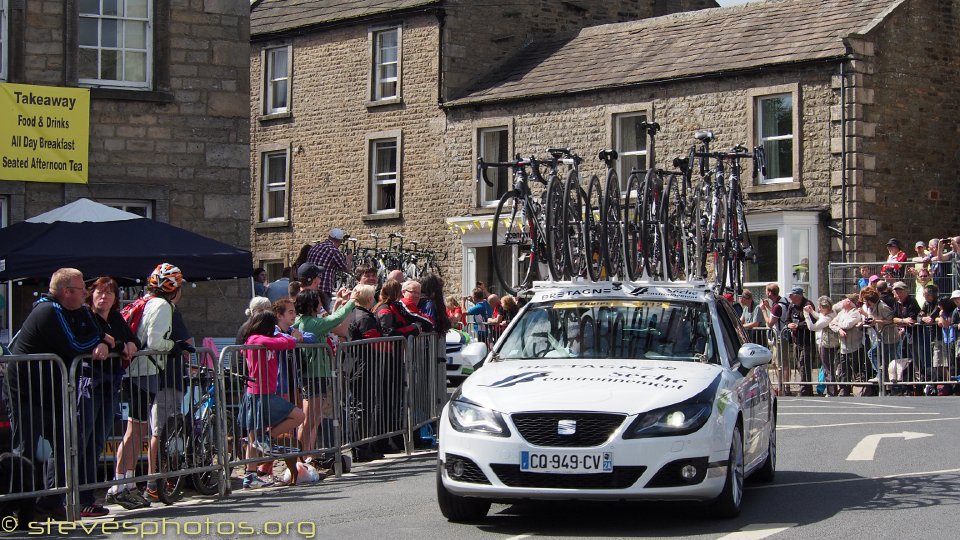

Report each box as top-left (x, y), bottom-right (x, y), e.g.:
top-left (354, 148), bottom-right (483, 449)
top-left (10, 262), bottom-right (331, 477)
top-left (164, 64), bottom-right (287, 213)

top-left (867, 377), bottom-right (879, 383)
top-left (243, 473), bottom-right (274, 489)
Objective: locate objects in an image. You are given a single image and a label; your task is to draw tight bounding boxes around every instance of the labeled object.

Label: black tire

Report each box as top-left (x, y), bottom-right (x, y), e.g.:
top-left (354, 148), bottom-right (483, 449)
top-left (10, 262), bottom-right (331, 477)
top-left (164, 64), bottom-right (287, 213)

top-left (492, 190), bottom-right (535, 295)
top-left (563, 173), bottom-right (587, 279)
top-left (191, 414), bottom-right (234, 496)
top-left (753, 411), bottom-right (776, 483)
top-left (664, 174), bottom-right (686, 282)
top-left (709, 426), bottom-right (744, 518)
top-left (436, 462), bottom-right (490, 522)
top-left (640, 169), bottom-right (664, 280)
top-left (709, 193), bottom-right (728, 293)
top-left (157, 414), bottom-right (189, 505)
top-left (583, 174), bottom-right (604, 282)
top-left (601, 169), bottom-right (624, 279)
top-left (623, 171), bottom-right (644, 281)
top-left (545, 175), bottom-right (566, 281)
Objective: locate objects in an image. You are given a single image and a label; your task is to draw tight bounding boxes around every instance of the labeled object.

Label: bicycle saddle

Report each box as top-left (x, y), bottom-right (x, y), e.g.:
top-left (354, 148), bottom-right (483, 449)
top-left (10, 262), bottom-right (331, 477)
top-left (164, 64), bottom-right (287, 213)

top-left (694, 130), bottom-right (715, 143)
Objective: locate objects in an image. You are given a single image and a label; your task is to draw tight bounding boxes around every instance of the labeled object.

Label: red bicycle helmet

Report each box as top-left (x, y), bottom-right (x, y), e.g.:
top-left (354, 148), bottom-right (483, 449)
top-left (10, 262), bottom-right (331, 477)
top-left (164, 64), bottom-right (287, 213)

top-left (148, 263), bottom-right (183, 293)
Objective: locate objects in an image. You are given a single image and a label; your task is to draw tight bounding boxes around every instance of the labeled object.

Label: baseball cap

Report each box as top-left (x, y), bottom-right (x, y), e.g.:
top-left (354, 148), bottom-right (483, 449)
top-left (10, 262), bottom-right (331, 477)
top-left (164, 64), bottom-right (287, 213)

top-left (329, 228), bottom-right (346, 241)
top-left (298, 263), bottom-right (320, 282)
top-left (886, 238), bottom-right (900, 248)
top-left (868, 274), bottom-right (880, 283)
top-left (952, 290), bottom-right (960, 300)
top-left (789, 286), bottom-right (804, 296)
top-left (892, 281), bottom-right (908, 290)
top-left (915, 240), bottom-right (926, 248)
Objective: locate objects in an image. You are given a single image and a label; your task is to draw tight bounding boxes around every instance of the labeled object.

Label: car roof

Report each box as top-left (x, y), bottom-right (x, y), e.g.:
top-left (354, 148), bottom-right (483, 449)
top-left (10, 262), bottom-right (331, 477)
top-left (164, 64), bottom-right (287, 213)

top-left (527, 280), bottom-right (715, 304)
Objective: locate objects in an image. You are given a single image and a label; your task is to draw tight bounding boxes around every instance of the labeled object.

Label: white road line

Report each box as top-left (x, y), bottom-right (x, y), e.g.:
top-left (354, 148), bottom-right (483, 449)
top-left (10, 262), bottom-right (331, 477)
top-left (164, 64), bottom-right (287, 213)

top-left (779, 399), bottom-right (916, 409)
top-left (778, 412), bottom-right (937, 416)
top-left (505, 534), bottom-right (535, 540)
top-left (747, 467), bottom-right (960, 491)
top-left (777, 416), bottom-right (960, 430)
top-left (716, 525), bottom-right (792, 540)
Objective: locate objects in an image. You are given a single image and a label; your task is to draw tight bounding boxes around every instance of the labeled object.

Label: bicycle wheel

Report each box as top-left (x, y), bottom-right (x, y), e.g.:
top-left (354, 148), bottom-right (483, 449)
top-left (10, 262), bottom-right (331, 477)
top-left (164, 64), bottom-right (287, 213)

top-left (693, 178), bottom-right (712, 281)
top-left (601, 169), bottom-right (624, 279)
top-left (545, 175), bottom-right (566, 280)
top-left (640, 169), bottom-right (665, 280)
top-left (710, 194), bottom-right (729, 293)
top-left (157, 414), bottom-right (189, 505)
top-left (492, 190), bottom-right (535, 295)
top-left (623, 171), bottom-right (644, 281)
top-left (664, 174), bottom-right (686, 281)
top-left (583, 174), bottom-right (604, 282)
top-left (563, 172), bottom-right (587, 279)
top-left (191, 414), bottom-right (224, 496)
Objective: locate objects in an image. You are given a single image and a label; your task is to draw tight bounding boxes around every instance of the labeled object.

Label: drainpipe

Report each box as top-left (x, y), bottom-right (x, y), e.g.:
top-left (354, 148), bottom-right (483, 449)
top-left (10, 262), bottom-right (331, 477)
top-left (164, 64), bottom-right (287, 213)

top-left (840, 60), bottom-right (848, 263)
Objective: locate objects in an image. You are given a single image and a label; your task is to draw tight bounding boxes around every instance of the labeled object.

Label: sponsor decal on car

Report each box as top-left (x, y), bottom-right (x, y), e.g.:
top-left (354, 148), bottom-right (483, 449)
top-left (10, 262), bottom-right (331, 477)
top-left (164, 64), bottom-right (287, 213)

top-left (481, 367), bottom-right (689, 390)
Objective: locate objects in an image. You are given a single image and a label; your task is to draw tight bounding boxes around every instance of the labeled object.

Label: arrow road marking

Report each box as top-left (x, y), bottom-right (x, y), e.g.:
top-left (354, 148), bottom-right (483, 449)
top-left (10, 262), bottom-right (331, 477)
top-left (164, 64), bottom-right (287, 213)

top-left (846, 431), bottom-right (933, 461)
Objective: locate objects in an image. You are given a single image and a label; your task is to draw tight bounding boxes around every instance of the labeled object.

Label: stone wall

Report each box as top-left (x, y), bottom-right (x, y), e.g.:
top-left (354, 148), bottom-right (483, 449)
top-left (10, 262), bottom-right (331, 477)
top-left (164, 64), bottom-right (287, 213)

top-left (848, 0), bottom-right (960, 261)
top-left (440, 0), bottom-right (717, 99)
top-left (2, 0), bottom-right (251, 337)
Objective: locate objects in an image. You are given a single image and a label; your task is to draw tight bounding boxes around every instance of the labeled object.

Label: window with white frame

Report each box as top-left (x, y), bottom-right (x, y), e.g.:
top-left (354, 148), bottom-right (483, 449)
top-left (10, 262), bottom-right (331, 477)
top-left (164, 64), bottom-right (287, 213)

top-left (263, 45), bottom-right (291, 115)
top-left (478, 127), bottom-right (509, 206)
top-left (1, 0), bottom-right (8, 81)
top-left (614, 113), bottom-right (648, 191)
top-left (262, 260), bottom-right (284, 282)
top-left (79, 0), bottom-right (152, 88)
top-left (755, 94), bottom-right (794, 183)
top-left (369, 138), bottom-right (398, 214)
top-left (260, 150), bottom-right (289, 222)
top-left (371, 27), bottom-right (399, 101)
top-left (742, 211), bottom-right (819, 299)
top-left (100, 199), bottom-right (153, 218)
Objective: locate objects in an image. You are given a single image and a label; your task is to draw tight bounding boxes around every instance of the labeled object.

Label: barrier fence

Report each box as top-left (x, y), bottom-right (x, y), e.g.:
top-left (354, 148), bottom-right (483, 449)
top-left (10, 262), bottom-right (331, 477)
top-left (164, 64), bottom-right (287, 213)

top-left (0, 333), bottom-right (447, 523)
top-left (828, 260), bottom-right (958, 301)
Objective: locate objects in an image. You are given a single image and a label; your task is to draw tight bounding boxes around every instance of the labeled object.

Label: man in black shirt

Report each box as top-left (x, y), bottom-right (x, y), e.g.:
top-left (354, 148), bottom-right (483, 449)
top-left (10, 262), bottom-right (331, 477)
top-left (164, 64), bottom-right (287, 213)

top-left (8, 268), bottom-right (107, 518)
top-left (891, 281), bottom-right (921, 394)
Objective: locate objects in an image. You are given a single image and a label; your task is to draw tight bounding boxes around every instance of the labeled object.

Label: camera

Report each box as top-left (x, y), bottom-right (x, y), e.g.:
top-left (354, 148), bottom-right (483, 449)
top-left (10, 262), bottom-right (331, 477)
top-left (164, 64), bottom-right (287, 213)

top-left (942, 238), bottom-right (953, 246)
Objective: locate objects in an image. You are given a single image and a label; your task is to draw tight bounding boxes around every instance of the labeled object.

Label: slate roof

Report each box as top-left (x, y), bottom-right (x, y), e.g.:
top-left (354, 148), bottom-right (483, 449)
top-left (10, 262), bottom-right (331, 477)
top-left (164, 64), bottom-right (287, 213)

top-left (251, 0), bottom-right (440, 37)
top-left (448, 0), bottom-right (903, 106)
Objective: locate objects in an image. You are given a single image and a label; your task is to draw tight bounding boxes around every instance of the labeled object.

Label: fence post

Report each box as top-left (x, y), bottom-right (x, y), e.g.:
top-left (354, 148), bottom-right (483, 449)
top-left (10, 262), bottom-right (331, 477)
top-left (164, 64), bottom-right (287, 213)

top-left (65, 356), bottom-right (81, 522)
top-left (332, 345), bottom-right (344, 478)
top-left (211, 346), bottom-right (231, 497)
top-left (404, 335), bottom-right (414, 456)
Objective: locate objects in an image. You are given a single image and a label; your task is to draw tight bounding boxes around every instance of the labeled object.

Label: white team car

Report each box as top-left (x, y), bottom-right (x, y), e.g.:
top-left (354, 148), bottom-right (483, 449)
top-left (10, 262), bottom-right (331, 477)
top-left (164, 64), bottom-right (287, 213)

top-left (445, 329), bottom-right (488, 386)
top-left (437, 281), bottom-right (776, 521)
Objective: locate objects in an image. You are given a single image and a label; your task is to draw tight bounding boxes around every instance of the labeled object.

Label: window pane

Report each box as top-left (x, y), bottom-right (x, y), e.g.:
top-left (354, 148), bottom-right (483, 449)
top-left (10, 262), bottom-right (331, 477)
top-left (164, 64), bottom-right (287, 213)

top-left (265, 154), bottom-right (286, 183)
top-left (102, 19), bottom-right (118, 47)
top-left (125, 205), bottom-right (148, 217)
top-left (379, 63), bottom-right (397, 80)
top-left (127, 0), bottom-right (149, 18)
top-left (791, 229), bottom-right (809, 287)
top-left (271, 80), bottom-right (288, 109)
top-left (79, 48), bottom-right (99, 79)
top-left (79, 18), bottom-right (99, 46)
top-left (103, 0), bottom-right (119, 16)
top-left (480, 128), bottom-right (509, 202)
top-left (125, 20), bottom-right (146, 49)
top-left (267, 189), bottom-right (285, 220)
top-left (378, 30), bottom-right (397, 55)
top-left (100, 49), bottom-right (119, 80)
top-left (124, 51), bottom-right (146, 82)
top-left (760, 96), bottom-right (791, 138)
top-left (764, 138), bottom-right (793, 180)
top-left (745, 231), bottom-right (778, 283)
top-left (376, 183), bottom-right (396, 212)
top-left (376, 142), bottom-right (397, 174)
top-left (270, 48), bottom-right (287, 78)
top-left (79, 0), bottom-right (100, 15)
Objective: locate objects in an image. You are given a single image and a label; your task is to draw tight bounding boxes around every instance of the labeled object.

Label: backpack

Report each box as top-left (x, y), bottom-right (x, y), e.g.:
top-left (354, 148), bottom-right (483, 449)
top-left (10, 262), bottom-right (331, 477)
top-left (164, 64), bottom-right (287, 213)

top-left (121, 296), bottom-right (151, 334)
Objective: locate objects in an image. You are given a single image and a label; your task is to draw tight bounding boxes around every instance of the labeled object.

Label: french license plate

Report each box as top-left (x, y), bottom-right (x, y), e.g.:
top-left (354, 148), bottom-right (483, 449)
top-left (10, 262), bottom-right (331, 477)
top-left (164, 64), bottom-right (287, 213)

top-left (520, 451), bottom-right (613, 474)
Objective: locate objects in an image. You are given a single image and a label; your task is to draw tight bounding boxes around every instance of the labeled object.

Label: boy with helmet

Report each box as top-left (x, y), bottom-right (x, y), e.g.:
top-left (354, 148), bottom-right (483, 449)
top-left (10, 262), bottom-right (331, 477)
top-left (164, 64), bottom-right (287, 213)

top-left (107, 263), bottom-right (185, 508)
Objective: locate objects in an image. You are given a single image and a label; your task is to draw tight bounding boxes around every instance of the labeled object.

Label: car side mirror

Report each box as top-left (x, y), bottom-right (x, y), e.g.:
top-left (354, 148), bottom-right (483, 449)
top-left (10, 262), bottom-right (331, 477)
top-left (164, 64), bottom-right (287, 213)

top-left (738, 343), bottom-right (773, 369)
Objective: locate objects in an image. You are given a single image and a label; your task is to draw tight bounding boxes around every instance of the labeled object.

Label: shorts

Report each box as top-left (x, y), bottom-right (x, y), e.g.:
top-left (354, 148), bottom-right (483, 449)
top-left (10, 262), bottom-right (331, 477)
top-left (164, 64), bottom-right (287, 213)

top-left (239, 393), bottom-right (295, 435)
top-left (122, 379), bottom-right (154, 424)
top-left (932, 341), bottom-right (948, 367)
top-left (150, 388), bottom-right (184, 437)
top-left (300, 377), bottom-right (329, 399)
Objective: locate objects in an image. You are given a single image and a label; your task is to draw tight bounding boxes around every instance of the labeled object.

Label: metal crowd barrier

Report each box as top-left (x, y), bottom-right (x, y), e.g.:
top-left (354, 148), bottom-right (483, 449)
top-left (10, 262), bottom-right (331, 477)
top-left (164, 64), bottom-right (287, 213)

top-left (754, 321), bottom-right (959, 397)
top-left (828, 260), bottom-right (958, 301)
top-left (405, 333), bottom-right (445, 450)
top-left (0, 354), bottom-right (74, 518)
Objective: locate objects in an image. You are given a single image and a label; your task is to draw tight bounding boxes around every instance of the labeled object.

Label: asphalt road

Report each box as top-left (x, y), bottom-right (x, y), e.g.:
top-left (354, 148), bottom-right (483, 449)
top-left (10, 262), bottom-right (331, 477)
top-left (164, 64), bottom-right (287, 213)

top-left (8, 397), bottom-right (960, 539)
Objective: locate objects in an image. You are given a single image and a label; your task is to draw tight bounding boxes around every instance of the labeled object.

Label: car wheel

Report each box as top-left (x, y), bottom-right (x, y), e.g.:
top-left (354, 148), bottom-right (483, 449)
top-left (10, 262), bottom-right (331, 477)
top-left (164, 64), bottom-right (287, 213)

top-left (752, 413), bottom-right (776, 483)
top-left (709, 426), bottom-right (744, 518)
top-left (436, 462), bottom-right (490, 522)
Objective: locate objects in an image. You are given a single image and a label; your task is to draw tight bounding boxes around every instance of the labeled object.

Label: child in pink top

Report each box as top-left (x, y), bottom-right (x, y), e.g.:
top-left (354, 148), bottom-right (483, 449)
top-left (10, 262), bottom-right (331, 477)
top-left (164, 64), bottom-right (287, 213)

top-left (237, 311), bottom-right (305, 488)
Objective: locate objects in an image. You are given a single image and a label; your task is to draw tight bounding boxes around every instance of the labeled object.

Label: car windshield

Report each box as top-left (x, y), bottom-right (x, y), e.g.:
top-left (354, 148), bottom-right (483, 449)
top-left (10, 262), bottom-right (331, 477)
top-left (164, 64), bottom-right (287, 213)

top-left (496, 299), bottom-right (717, 363)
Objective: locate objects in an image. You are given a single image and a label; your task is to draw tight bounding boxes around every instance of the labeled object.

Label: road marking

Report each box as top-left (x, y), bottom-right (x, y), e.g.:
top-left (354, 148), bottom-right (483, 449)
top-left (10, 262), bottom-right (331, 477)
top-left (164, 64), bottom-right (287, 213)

top-left (846, 432), bottom-right (933, 461)
top-left (778, 416), bottom-right (960, 430)
top-left (747, 467), bottom-right (960, 490)
top-left (505, 534), bottom-right (535, 540)
top-left (716, 525), bottom-right (792, 539)
top-left (778, 412), bottom-right (937, 416)
top-left (779, 399), bottom-right (915, 409)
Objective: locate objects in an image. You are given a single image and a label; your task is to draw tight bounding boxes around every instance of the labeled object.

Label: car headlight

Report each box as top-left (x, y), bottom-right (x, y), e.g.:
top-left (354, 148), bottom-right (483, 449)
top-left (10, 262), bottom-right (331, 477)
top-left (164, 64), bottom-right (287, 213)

top-left (448, 398), bottom-right (511, 437)
top-left (623, 375), bottom-right (721, 439)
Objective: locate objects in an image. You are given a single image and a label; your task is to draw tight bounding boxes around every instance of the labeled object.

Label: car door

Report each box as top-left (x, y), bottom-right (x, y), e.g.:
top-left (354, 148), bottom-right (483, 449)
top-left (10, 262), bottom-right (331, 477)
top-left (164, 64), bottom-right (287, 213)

top-left (716, 300), bottom-right (763, 464)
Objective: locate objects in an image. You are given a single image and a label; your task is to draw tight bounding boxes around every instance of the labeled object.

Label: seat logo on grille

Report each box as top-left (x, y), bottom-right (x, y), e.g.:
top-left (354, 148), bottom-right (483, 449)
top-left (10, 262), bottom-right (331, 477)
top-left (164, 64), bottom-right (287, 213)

top-left (557, 419), bottom-right (577, 435)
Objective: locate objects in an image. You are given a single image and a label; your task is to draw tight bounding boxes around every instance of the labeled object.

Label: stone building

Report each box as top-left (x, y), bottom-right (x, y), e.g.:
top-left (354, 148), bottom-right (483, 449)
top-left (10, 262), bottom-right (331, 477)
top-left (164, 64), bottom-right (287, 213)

top-left (442, 0), bottom-right (960, 299)
top-left (251, 0), bottom-right (960, 300)
top-left (248, 0), bottom-right (717, 281)
top-left (0, 0), bottom-right (251, 337)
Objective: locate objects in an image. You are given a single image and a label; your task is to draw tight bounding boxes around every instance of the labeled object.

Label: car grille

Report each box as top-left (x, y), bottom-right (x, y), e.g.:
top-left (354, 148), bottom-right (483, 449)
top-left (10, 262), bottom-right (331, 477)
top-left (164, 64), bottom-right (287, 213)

top-left (511, 413), bottom-right (626, 447)
top-left (490, 464), bottom-right (646, 489)
top-left (444, 454), bottom-right (490, 484)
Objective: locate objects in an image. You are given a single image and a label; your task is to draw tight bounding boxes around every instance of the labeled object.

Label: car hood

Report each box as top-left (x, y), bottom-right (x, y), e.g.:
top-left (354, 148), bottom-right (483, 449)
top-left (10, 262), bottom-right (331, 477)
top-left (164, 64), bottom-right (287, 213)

top-left (458, 359), bottom-right (723, 415)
